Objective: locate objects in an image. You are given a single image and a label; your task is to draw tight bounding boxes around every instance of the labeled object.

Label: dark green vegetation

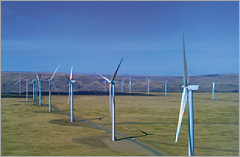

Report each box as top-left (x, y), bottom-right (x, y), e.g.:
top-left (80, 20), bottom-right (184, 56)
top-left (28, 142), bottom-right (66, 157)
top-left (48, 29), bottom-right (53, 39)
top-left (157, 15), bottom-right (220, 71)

top-left (1, 72), bottom-right (239, 94)
top-left (1, 92), bottom-right (239, 156)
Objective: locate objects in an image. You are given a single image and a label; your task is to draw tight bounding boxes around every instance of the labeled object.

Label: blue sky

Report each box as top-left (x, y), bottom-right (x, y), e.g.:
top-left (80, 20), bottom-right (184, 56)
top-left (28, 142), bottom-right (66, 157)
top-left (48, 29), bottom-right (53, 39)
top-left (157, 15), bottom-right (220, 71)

top-left (1, 1), bottom-right (239, 76)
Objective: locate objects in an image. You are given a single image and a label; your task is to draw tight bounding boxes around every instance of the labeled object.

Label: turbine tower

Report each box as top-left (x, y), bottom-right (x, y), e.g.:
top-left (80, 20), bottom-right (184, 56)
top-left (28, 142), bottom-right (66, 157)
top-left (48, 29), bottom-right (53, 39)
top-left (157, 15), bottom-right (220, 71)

top-left (47, 65), bottom-right (60, 112)
top-left (31, 79), bottom-right (36, 99)
top-left (121, 79), bottom-right (125, 93)
top-left (175, 34), bottom-right (199, 156)
top-left (25, 79), bottom-right (30, 102)
top-left (36, 74), bottom-right (42, 106)
top-left (129, 76), bottom-right (131, 93)
top-left (99, 58), bottom-right (123, 141)
top-left (147, 77), bottom-right (150, 95)
top-left (165, 79), bottom-right (170, 96)
top-left (66, 66), bottom-right (75, 122)
top-left (212, 82), bottom-right (215, 100)
top-left (14, 73), bottom-right (22, 95)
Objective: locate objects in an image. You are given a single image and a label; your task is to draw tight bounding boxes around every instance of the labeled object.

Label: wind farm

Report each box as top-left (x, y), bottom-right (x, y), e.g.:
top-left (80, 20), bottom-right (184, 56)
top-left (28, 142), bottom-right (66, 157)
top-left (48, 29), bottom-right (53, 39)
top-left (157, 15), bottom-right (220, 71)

top-left (1, 40), bottom-right (238, 156)
top-left (1, 1), bottom-right (239, 156)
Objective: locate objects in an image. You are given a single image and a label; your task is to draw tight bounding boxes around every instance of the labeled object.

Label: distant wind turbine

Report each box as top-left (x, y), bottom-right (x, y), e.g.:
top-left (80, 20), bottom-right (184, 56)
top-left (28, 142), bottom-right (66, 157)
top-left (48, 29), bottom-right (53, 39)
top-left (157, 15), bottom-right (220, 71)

top-left (212, 82), bottom-right (215, 100)
top-left (14, 73), bottom-right (22, 95)
top-left (165, 79), bottom-right (170, 97)
top-left (147, 77), bottom-right (150, 95)
top-left (31, 79), bottom-right (36, 99)
top-left (121, 79), bottom-right (125, 93)
top-left (175, 34), bottom-right (199, 156)
top-left (99, 58), bottom-right (123, 141)
top-left (66, 66), bottom-right (75, 122)
top-left (129, 76), bottom-right (131, 93)
top-left (25, 79), bottom-right (30, 102)
top-left (46, 65), bottom-right (60, 112)
top-left (36, 74), bottom-right (42, 106)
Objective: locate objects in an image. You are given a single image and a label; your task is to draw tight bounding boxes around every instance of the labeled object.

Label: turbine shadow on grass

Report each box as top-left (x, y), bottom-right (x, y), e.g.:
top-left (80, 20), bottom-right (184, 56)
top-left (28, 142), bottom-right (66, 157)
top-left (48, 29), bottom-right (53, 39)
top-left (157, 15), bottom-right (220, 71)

top-left (86, 116), bottom-right (108, 121)
top-left (117, 130), bottom-right (153, 141)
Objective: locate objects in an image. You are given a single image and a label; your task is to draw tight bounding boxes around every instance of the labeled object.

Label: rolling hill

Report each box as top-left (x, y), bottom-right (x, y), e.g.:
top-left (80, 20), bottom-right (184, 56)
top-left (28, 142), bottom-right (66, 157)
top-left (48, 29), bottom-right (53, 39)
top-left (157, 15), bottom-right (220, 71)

top-left (1, 72), bottom-right (239, 94)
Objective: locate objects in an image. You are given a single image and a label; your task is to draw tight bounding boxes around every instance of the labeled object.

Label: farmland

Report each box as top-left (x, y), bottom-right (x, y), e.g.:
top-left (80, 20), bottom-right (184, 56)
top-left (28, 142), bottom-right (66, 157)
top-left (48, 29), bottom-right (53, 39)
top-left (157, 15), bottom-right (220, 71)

top-left (1, 92), bottom-right (238, 156)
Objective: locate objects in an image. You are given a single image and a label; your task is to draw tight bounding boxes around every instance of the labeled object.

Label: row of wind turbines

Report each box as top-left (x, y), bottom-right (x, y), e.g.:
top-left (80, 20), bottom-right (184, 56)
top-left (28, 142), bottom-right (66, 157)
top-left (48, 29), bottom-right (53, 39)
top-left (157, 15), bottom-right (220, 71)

top-left (13, 34), bottom-right (217, 156)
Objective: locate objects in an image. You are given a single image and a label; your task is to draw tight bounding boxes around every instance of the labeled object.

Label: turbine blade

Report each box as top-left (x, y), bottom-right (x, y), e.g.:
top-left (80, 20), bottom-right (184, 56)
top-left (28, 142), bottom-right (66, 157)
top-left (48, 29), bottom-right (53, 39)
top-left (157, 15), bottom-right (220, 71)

top-left (99, 74), bottom-right (111, 83)
top-left (50, 65), bottom-right (60, 81)
top-left (111, 58), bottom-right (123, 82)
top-left (183, 33), bottom-right (188, 86)
top-left (14, 80), bottom-right (20, 85)
top-left (70, 66), bottom-right (73, 80)
top-left (147, 77), bottom-right (150, 83)
top-left (65, 74), bottom-right (71, 82)
top-left (175, 87), bottom-right (188, 143)
top-left (36, 74), bottom-right (40, 80)
top-left (51, 81), bottom-right (60, 96)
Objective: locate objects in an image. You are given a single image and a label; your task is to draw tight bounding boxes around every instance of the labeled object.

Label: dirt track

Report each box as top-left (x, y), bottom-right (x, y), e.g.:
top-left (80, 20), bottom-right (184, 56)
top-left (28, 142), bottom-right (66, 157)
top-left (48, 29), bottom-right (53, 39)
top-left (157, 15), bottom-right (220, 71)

top-left (48, 105), bottom-right (167, 156)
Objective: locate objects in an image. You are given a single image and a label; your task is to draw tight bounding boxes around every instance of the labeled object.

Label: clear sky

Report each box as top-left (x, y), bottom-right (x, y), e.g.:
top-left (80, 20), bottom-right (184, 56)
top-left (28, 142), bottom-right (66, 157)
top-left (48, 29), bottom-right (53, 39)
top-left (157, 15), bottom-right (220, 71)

top-left (1, 1), bottom-right (239, 76)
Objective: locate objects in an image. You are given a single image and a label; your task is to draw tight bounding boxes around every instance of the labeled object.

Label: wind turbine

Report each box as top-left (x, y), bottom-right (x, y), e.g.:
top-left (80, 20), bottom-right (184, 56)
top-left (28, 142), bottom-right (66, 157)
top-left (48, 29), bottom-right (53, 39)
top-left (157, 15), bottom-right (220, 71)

top-left (25, 79), bottom-right (30, 102)
top-left (66, 66), bottom-right (75, 122)
top-left (129, 76), bottom-right (131, 93)
top-left (175, 34), bottom-right (199, 156)
top-left (212, 82), bottom-right (215, 100)
top-left (147, 77), bottom-right (150, 95)
top-left (99, 58), bottom-right (123, 141)
top-left (14, 73), bottom-right (22, 95)
top-left (47, 65), bottom-right (60, 112)
top-left (36, 74), bottom-right (42, 106)
top-left (31, 79), bottom-right (36, 99)
top-left (165, 79), bottom-right (170, 97)
top-left (121, 79), bottom-right (125, 93)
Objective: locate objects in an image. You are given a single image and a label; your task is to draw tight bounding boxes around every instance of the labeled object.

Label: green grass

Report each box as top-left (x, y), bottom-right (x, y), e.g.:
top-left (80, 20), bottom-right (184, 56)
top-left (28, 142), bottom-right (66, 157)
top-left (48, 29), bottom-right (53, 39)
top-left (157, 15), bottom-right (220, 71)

top-left (2, 92), bottom-right (239, 156)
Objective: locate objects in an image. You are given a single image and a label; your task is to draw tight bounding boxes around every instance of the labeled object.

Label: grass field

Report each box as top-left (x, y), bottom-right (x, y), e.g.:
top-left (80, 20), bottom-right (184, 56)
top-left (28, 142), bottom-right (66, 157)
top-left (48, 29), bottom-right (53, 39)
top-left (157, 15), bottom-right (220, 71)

top-left (1, 92), bottom-right (239, 156)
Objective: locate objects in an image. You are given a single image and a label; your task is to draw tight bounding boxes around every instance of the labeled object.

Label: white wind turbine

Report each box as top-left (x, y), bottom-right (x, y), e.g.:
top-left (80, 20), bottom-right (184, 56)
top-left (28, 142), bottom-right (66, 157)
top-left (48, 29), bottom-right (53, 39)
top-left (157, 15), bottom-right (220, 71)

top-left (36, 74), bottom-right (42, 106)
top-left (121, 79), bottom-right (125, 93)
top-left (31, 79), bottom-right (36, 100)
top-left (99, 58), bottom-right (123, 141)
top-left (175, 34), bottom-right (199, 156)
top-left (129, 76), bottom-right (131, 93)
top-left (165, 79), bottom-right (170, 97)
top-left (212, 82), bottom-right (215, 100)
top-left (66, 66), bottom-right (75, 122)
top-left (25, 79), bottom-right (30, 102)
top-left (147, 77), bottom-right (150, 94)
top-left (46, 65), bottom-right (60, 112)
top-left (14, 73), bottom-right (22, 95)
